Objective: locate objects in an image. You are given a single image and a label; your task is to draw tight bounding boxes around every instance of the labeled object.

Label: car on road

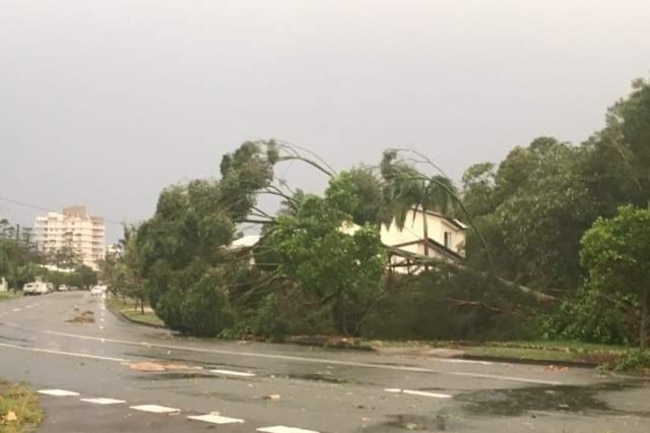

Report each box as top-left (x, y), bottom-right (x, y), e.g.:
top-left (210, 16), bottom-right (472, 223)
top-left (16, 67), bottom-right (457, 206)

top-left (58, 284), bottom-right (70, 292)
top-left (90, 285), bottom-right (106, 296)
top-left (23, 282), bottom-right (49, 296)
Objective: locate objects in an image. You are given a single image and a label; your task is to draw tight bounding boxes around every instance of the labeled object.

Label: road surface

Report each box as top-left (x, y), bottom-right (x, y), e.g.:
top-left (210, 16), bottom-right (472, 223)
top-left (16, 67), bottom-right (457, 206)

top-left (1, 291), bottom-right (648, 432)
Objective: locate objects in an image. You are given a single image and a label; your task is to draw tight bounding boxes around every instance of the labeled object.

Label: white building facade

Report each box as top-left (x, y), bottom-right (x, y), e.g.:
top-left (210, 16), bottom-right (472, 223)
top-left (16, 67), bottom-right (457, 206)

top-left (34, 206), bottom-right (106, 270)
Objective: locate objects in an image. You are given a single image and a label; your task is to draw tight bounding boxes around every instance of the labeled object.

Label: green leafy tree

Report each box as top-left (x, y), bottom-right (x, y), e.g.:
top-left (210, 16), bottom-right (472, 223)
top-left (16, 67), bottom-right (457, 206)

top-left (76, 265), bottom-right (98, 289)
top-left (325, 166), bottom-right (383, 226)
top-left (134, 142), bottom-right (278, 336)
top-left (581, 78), bottom-right (650, 214)
top-left (580, 205), bottom-right (650, 350)
top-left (269, 190), bottom-right (386, 336)
top-left (380, 150), bottom-right (459, 258)
top-left (464, 137), bottom-right (598, 292)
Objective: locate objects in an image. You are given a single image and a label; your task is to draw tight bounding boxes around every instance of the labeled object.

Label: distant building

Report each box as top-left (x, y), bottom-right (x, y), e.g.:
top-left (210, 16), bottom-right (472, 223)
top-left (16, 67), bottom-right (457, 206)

top-left (340, 207), bottom-right (467, 275)
top-left (226, 235), bottom-right (261, 267)
top-left (33, 206), bottom-right (106, 270)
top-left (380, 207), bottom-right (467, 274)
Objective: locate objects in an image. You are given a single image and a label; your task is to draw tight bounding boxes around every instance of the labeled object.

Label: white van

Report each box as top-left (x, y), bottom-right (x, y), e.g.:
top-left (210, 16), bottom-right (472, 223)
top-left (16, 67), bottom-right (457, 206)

top-left (23, 282), bottom-right (49, 295)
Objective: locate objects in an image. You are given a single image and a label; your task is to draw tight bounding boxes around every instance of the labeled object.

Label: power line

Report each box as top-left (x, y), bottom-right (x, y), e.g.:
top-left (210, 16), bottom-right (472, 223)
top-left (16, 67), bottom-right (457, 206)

top-left (0, 195), bottom-right (125, 226)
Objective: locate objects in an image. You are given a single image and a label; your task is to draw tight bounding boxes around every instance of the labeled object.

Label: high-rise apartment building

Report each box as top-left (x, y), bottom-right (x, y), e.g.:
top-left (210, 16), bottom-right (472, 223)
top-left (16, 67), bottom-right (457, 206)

top-left (34, 206), bottom-right (106, 270)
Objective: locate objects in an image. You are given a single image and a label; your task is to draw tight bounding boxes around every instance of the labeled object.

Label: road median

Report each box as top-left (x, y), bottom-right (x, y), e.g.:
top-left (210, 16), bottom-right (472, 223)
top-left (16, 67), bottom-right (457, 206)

top-left (106, 297), bottom-right (166, 329)
top-left (0, 380), bottom-right (43, 433)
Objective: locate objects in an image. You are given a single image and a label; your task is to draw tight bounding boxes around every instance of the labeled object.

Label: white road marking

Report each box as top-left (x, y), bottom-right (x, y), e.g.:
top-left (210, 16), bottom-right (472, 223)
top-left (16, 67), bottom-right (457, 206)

top-left (188, 414), bottom-right (244, 424)
top-left (441, 358), bottom-right (493, 365)
top-left (385, 388), bottom-right (452, 398)
top-left (81, 398), bottom-right (126, 405)
top-left (130, 404), bottom-right (180, 414)
top-left (449, 372), bottom-right (563, 386)
top-left (210, 369), bottom-right (256, 377)
top-left (0, 324), bottom-right (565, 386)
top-left (12, 308), bottom-right (21, 312)
top-left (37, 330), bottom-right (435, 373)
top-left (0, 342), bottom-right (127, 363)
top-left (38, 389), bottom-right (80, 397)
top-left (258, 426), bottom-right (319, 433)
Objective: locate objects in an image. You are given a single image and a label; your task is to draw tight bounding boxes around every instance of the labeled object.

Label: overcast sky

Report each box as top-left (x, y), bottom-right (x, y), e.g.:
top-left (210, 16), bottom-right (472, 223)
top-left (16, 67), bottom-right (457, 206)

top-left (1, 0), bottom-right (649, 242)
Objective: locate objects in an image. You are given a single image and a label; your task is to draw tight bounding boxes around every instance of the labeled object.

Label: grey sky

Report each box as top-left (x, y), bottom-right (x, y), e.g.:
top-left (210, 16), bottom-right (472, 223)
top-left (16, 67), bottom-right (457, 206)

top-left (1, 0), bottom-right (649, 242)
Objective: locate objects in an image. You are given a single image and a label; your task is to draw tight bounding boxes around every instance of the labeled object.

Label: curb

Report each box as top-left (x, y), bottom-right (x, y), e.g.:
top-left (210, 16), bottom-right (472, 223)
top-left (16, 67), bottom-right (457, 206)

top-left (285, 337), bottom-right (376, 352)
top-left (107, 306), bottom-right (167, 329)
top-left (457, 353), bottom-right (598, 368)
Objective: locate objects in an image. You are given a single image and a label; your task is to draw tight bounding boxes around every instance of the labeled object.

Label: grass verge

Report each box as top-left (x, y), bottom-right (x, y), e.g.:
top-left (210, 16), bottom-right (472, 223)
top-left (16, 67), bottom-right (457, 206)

top-left (0, 292), bottom-right (18, 302)
top-left (0, 380), bottom-right (43, 433)
top-left (368, 339), bottom-right (643, 369)
top-left (106, 297), bottom-right (165, 328)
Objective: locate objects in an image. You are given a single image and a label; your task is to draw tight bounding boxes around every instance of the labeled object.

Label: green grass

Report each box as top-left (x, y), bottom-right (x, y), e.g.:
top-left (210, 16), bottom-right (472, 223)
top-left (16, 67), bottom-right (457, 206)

top-left (121, 309), bottom-right (165, 327)
top-left (106, 297), bottom-right (165, 328)
top-left (0, 380), bottom-right (43, 433)
top-left (367, 338), bottom-right (635, 366)
top-left (466, 346), bottom-right (582, 362)
top-left (0, 292), bottom-right (18, 302)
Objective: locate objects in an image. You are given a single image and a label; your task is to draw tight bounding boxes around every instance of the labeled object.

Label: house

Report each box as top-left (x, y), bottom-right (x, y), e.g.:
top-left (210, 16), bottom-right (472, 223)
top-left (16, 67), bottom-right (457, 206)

top-left (225, 207), bottom-right (466, 275)
top-left (380, 207), bottom-right (466, 274)
top-left (225, 235), bottom-right (261, 267)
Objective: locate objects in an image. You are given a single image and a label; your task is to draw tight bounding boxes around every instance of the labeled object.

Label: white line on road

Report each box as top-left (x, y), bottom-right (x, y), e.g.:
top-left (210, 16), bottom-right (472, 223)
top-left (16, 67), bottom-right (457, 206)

top-left (38, 389), bottom-right (80, 397)
top-left (258, 426), bottom-right (320, 433)
top-left (385, 388), bottom-right (452, 398)
top-left (449, 371), bottom-right (563, 386)
top-left (81, 398), bottom-right (126, 405)
top-left (0, 324), bottom-right (565, 386)
top-left (36, 330), bottom-right (438, 371)
top-left (210, 369), bottom-right (256, 377)
top-left (130, 404), bottom-right (180, 414)
top-left (12, 308), bottom-right (21, 312)
top-left (188, 414), bottom-right (244, 424)
top-left (0, 342), bottom-right (127, 363)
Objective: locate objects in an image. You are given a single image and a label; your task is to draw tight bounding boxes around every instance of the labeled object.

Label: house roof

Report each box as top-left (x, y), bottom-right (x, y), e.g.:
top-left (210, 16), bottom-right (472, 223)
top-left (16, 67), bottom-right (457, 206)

top-left (416, 207), bottom-right (467, 230)
top-left (389, 237), bottom-right (464, 261)
top-left (227, 235), bottom-right (260, 249)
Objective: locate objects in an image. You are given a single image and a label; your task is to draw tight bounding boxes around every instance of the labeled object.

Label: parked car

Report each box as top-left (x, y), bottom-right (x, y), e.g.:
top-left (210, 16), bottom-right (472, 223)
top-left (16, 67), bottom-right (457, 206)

top-left (23, 282), bottom-right (49, 296)
top-left (58, 284), bottom-right (70, 292)
top-left (90, 285), bottom-right (106, 296)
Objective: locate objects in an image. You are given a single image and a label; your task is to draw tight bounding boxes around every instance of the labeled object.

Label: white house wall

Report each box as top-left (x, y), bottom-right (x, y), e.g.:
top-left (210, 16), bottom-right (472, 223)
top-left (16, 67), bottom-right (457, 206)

top-left (380, 209), bottom-right (465, 256)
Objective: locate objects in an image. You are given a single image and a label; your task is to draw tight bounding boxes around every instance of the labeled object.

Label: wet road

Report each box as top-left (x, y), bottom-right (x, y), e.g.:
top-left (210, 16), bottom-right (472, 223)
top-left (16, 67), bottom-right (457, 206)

top-left (1, 291), bottom-right (649, 433)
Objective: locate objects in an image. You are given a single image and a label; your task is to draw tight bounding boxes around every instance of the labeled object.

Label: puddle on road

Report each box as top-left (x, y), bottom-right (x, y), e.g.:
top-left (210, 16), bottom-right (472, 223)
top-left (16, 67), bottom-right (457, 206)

top-left (0, 334), bottom-right (29, 344)
top-left (383, 414), bottom-right (452, 431)
top-left (455, 381), bottom-right (650, 417)
top-left (133, 372), bottom-right (213, 381)
top-left (282, 372), bottom-right (351, 384)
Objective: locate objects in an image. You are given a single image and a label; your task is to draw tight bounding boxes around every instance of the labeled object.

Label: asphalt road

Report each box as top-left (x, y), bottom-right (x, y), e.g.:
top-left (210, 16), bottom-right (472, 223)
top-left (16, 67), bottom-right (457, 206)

top-left (1, 291), bottom-right (649, 433)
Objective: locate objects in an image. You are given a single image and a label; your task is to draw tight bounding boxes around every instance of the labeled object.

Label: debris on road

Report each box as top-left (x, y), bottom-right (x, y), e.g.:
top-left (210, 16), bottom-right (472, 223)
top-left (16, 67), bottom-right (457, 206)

top-left (544, 365), bottom-right (569, 373)
top-left (2, 410), bottom-right (17, 423)
top-left (65, 310), bottom-right (95, 323)
top-left (127, 361), bottom-right (204, 372)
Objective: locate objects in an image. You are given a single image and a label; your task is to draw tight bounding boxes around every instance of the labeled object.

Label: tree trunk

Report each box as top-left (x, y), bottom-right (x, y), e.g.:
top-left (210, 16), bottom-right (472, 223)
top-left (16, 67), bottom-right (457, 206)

top-left (422, 207), bottom-right (429, 271)
top-left (641, 290), bottom-right (648, 351)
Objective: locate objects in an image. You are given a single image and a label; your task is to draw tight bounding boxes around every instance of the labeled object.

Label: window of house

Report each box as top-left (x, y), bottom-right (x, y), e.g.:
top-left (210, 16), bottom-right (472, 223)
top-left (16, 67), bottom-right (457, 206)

top-left (444, 231), bottom-right (452, 248)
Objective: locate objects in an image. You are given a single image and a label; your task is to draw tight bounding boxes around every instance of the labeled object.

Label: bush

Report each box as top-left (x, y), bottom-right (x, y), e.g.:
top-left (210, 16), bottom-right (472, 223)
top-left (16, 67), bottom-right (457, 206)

top-left (361, 270), bottom-right (538, 341)
top-left (155, 274), bottom-right (236, 337)
top-left (542, 285), bottom-right (637, 345)
top-left (600, 350), bottom-right (650, 372)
